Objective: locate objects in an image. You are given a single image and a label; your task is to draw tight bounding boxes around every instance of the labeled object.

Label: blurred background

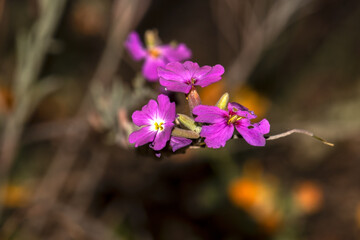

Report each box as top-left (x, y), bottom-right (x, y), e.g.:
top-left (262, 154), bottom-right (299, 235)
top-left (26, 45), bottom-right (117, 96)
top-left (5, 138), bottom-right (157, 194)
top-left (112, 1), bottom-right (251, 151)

top-left (0, 0), bottom-right (360, 239)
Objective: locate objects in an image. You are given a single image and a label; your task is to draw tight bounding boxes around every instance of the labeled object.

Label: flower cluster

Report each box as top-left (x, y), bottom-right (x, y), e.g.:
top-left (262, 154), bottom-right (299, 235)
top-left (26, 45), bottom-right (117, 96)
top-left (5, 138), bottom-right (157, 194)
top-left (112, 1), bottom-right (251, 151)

top-left (125, 31), bottom-right (270, 156)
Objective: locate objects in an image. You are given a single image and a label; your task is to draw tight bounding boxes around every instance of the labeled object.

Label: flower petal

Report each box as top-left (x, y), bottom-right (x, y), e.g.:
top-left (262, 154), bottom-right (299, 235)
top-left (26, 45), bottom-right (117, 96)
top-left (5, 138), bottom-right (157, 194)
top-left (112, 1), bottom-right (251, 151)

top-left (131, 111), bottom-right (149, 127)
top-left (158, 62), bottom-right (187, 82)
top-left (162, 43), bottom-right (192, 62)
top-left (253, 119), bottom-right (270, 134)
top-left (159, 78), bottom-right (192, 93)
top-left (228, 102), bottom-right (257, 119)
top-left (150, 123), bottom-right (174, 151)
top-left (132, 99), bottom-right (158, 126)
top-left (128, 126), bottom-right (156, 147)
top-left (193, 65), bottom-right (212, 80)
top-left (170, 136), bottom-right (192, 152)
top-left (124, 32), bottom-right (147, 61)
top-left (183, 61), bottom-right (200, 77)
top-left (201, 122), bottom-right (234, 148)
top-left (157, 94), bottom-right (176, 122)
top-left (235, 119), bottom-right (270, 146)
top-left (228, 102), bottom-right (249, 112)
top-left (143, 57), bottom-right (165, 81)
top-left (195, 64), bottom-right (225, 88)
top-left (193, 105), bottom-right (228, 124)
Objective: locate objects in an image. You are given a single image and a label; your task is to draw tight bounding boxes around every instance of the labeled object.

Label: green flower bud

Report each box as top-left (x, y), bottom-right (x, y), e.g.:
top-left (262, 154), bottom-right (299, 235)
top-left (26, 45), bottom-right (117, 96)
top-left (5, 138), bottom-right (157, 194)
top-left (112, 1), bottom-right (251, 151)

top-left (216, 92), bottom-right (229, 110)
top-left (177, 114), bottom-right (202, 134)
top-left (145, 30), bottom-right (159, 49)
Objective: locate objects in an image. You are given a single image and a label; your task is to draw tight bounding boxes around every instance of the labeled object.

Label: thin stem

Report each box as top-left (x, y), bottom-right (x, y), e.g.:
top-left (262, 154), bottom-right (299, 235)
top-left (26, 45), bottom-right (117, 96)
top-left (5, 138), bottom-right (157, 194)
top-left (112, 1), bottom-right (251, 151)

top-left (265, 129), bottom-right (334, 147)
top-left (0, 0), bottom-right (67, 219)
top-left (171, 127), bottom-right (200, 139)
top-left (25, 0), bottom-right (147, 233)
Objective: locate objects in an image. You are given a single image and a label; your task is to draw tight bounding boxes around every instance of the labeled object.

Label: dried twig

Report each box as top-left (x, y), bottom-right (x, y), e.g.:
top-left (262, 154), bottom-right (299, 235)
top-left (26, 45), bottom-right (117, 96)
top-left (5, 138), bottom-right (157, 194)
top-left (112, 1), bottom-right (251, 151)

top-left (20, 0), bottom-right (151, 234)
top-left (265, 128), bottom-right (334, 146)
top-left (0, 0), bottom-right (5, 24)
top-left (211, 0), bottom-right (311, 89)
top-left (0, 0), bottom-right (67, 218)
top-left (70, 148), bottom-right (109, 218)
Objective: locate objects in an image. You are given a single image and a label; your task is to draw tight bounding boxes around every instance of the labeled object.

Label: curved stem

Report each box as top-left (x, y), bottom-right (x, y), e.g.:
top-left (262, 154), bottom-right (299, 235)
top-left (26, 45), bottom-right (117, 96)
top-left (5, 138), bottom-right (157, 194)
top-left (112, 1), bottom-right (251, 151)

top-left (265, 129), bottom-right (334, 146)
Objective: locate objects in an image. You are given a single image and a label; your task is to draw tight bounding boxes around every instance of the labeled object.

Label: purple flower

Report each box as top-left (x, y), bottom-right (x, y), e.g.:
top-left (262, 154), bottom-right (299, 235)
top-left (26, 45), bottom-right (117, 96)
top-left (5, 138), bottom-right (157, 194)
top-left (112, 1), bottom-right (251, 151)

top-left (193, 102), bottom-right (270, 148)
top-left (170, 136), bottom-right (192, 152)
top-left (125, 32), bottom-right (191, 81)
top-left (129, 94), bottom-right (176, 151)
top-left (158, 61), bottom-right (225, 94)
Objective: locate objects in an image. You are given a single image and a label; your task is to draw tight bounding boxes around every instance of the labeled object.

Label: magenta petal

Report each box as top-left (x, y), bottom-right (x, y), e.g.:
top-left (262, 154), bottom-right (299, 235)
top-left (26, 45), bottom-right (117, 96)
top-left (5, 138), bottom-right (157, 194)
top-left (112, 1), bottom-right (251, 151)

top-left (157, 62), bottom-right (187, 82)
top-left (195, 64), bottom-right (224, 88)
top-left (201, 122), bottom-right (234, 148)
top-left (228, 102), bottom-right (249, 112)
top-left (125, 32), bottom-right (146, 61)
top-left (183, 61), bottom-right (200, 77)
top-left (175, 44), bottom-right (192, 61)
top-left (159, 78), bottom-right (191, 93)
top-left (170, 136), bottom-right (192, 152)
top-left (193, 65), bottom-right (212, 79)
top-left (158, 61), bottom-right (192, 93)
top-left (132, 110), bottom-right (150, 126)
top-left (253, 119), bottom-right (270, 134)
top-left (228, 102), bottom-right (257, 119)
top-left (131, 99), bottom-right (158, 126)
top-left (161, 44), bottom-right (192, 62)
top-left (235, 122), bottom-right (268, 147)
top-left (128, 126), bottom-right (156, 147)
top-left (150, 123), bottom-right (174, 150)
top-left (143, 57), bottom-right (165, 81)
top-left (193, 105), bottom-right (228, 124)
top-left (157, 94), bottom-right (176, 122)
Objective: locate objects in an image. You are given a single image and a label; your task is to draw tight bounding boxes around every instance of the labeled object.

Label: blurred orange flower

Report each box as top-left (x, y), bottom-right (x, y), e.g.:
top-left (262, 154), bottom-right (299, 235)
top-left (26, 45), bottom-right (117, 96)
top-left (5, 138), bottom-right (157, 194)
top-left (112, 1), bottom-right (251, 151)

top-left (233, 86), bottom-right (270, 119)
top-left (0, 184), bottom-right (30, 208)
top-left (293, 181), bottom-right (323, 214)
top-left (0, 85), bottom-right (13, 114)
top-left (199, 82), bottom-right (270, 119)
top-left (228, 177), bottom-right (263, 209)
top-left (227, 160), bottom-right (281, 233)
top-left (70, 0), bottom-right (106, 36)
top-left (199, 81), bottom-right (225, 105)
top-left (355, 202), bottom-right (360, 229)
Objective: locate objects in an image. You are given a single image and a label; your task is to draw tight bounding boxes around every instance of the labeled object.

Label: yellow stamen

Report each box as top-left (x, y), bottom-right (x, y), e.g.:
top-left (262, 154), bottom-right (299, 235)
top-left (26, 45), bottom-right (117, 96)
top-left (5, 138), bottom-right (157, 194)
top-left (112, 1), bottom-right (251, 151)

top-left (227, 115), bottom-right (243, 125)
top-left (154, 122), bottom-right (164, 131)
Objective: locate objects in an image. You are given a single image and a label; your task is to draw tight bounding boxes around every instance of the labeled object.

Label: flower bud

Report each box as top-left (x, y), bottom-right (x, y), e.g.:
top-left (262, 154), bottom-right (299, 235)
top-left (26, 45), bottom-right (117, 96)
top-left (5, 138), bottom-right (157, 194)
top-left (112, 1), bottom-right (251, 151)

top-left (145, 30), bottom-right (159, 49)
top-left (177, 114), bottom-right (201, 134)
top-left (187, 86), bottom-right (201, 115)
top-left (216, 92), bottom-right (229, 110)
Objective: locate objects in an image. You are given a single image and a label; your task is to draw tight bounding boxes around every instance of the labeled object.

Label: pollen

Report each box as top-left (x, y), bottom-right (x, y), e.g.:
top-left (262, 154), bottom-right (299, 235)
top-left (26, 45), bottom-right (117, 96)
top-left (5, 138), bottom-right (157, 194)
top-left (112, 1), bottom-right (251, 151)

top-left (148, 48), bottom-right (161, 58)
top-left (227, 115), bottom-right (242, 125)
top-left (154, 121), bottom-right (164, 131)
